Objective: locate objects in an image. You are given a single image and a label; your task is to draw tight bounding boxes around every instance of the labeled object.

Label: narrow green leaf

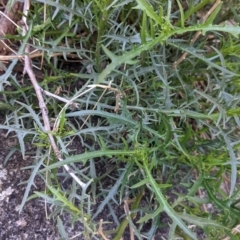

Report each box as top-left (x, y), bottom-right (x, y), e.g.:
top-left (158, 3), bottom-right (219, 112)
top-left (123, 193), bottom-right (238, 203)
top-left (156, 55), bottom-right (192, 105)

top-left (187, 175), bottom-right (204, 196)
top-left (178, 212), bottom-right (229, 229)
top-left (92, 167), bottom-right (128, 219)
top-left (47, 185), bottom-right (81, 215)
top-left (175, 0), bottom-right (210, 27)
top-left (19, 154), bottom-right (47, 213)
top-left (176, 0), bottom-right (185, 28)
top-left (102, 45), bottom-right (118, 62)
top-left (141, 11), bottom-right (147, 44)
top-left (143, 160), bottom-right (197, 239)
top-left (134, 0), bottom-right (162, 26)
top-left (113, 191), bottom-right (143, 240)
top-left (131, 179), bottom-right (149, 188)
top-left (66, 110), bottom-right (165, 140)
top-left (39, 150), bottom-right (135, 172)
top-left (137, 206), bottom-right (163, 223)
top-left (168, 41), bottom-right (237, 75)
top-left (220, 130), bottom-right (238, 197)
top-left (57, 217), bottom-right (68, 239)
top-left (204, 180), bottom-right (240, 218)
top-left (106, 0), bottom-right (133, 9)
top-left (204, 2), bottom-right (223, 26)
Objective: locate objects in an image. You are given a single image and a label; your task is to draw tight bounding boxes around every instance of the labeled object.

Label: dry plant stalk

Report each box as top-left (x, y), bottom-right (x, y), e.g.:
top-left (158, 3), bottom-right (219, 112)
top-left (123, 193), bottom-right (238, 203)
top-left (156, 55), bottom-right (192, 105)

top-left (123, 199), bottom-right (135, 240)
top-left (20, 0), bottom-right (86, 189)
top-left (98, 219), bottom-right (110, 240)
top-left (0, 0), bottom-right (23, 54)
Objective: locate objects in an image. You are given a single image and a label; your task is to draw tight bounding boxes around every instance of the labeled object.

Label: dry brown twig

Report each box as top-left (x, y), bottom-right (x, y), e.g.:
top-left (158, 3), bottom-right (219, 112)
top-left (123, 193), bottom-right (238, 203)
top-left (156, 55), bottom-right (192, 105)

top-left (222, 224), bottom-right (240, 240)
top-left (0, 0), bottom-right (23, 52)
top-left (173, 0), bottom-right (222, 69)
top-left (97, 219), bottom-right (110, 240)
top-left (21, 0), bottom-right (87, 189)
top-left (123, 199), bottom-right (135, 240)
top-left (0, 51), bottom-right (81, 61)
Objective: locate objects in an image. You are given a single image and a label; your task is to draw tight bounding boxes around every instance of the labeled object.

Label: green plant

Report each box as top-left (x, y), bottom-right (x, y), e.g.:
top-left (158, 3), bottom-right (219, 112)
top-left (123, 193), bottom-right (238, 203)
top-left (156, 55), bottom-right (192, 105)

top-left (1, 0), bottom-right (240, 239)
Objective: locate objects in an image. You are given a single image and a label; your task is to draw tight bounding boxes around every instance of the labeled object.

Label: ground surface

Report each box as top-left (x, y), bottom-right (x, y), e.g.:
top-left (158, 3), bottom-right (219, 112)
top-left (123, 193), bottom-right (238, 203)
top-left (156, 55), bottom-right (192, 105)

top-left (0, 128), bottom-right (60, 240)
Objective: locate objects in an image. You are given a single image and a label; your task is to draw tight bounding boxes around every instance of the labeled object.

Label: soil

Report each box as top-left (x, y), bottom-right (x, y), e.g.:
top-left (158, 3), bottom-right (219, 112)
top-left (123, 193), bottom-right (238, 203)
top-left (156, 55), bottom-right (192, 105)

top-left (0, 129), bottom-right (58, 240)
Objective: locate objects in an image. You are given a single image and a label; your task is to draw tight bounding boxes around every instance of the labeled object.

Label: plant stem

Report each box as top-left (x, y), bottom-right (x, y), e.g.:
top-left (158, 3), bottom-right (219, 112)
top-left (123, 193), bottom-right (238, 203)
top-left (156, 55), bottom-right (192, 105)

top-left (94, 1), bottom-right (111, 72)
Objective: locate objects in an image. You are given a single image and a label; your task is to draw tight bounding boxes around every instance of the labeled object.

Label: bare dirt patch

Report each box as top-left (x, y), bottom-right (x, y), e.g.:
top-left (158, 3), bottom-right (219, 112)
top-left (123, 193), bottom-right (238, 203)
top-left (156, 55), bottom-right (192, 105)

top-left (0, 129), bottom-right (59, 240)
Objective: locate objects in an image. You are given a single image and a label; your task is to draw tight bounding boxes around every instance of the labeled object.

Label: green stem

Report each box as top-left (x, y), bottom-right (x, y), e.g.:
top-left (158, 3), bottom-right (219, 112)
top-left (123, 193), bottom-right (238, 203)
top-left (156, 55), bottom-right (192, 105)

top-left (112, 191), bottom-right (144, 240)
top-left (143, 158), bottom-right (198, 240)
top-left (94, 1), bottom-right (111, 72)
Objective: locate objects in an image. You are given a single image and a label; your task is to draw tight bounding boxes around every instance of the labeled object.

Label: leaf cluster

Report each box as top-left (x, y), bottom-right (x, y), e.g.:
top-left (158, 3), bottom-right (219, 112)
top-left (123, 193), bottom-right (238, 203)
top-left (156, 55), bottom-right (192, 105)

top-left (1, 0), bottom-right (240, 239)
